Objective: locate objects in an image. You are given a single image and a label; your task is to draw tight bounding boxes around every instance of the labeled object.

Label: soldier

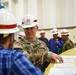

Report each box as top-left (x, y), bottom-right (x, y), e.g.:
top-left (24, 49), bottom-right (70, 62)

top-left (0, 7), bottom-right (44, 75)
top-left (13, 14), bottom-right (63, 72)
top-left (61, 29), bottom-right (74, 52)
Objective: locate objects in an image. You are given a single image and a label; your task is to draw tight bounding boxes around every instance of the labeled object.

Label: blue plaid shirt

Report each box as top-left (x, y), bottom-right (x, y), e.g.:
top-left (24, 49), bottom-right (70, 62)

top-left (0, 46), bottom-right (44, 75)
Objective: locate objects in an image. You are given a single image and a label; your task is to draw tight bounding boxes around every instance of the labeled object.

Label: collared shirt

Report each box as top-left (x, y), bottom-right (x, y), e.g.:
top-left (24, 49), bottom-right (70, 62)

top-left (0, 46), bottom-right (44, 75)
top-left (48, 37), bottom-right (64, 54)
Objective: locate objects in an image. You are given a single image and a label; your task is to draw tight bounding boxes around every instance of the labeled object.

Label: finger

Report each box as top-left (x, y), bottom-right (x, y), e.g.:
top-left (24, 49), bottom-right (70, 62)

top-left (57, 56), bottom-right (63, 63)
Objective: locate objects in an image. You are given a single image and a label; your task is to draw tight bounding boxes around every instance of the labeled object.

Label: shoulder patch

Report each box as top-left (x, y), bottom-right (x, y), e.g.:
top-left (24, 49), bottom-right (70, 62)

top-left (13, 41), bottom-right (22, 49)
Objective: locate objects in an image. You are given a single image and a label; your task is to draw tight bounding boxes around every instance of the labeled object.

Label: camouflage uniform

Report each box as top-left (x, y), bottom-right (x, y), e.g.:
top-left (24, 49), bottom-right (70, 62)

top-left (13, 38), bottom-right (52, 71)
top-left (62, 39), bottom-right (74, 52)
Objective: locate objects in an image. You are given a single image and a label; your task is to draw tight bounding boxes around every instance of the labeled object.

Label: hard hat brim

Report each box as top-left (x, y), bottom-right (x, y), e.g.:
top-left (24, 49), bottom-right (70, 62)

top-left (61, 34), bottom-right (69, 36)
top-left (52, 32), bottom-right (58, 35)
top-left (22, 22), bottom-right (38, 28)
top-left (0, 27), bottom-right (19, 34)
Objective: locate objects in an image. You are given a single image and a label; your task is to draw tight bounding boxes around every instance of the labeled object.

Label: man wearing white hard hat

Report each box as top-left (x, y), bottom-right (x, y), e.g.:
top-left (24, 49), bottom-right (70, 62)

top-left (48, 28), bottom-right (64, 54)
top-left (61, 29), bottom-right (74, 52)
top-left (38, 30), bottom-right (48, 46)
top-left (13, 14), bottom-right (63, 72)
top-left (0, 6), bottom-right (44, 75)
top-left (18, 31), bottom-right (25, 40)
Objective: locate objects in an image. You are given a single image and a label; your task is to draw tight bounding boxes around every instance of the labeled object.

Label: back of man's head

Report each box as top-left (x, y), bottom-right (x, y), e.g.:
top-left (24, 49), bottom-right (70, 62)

top-left (0, 8), bottom-right (19, 44)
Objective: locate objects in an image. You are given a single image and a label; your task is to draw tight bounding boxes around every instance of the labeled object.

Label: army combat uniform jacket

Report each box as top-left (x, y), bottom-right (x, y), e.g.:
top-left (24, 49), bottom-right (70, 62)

top-left (13, 38), bottom-right (52, 71)
top-left (62, 39), bottom-right (74, 52)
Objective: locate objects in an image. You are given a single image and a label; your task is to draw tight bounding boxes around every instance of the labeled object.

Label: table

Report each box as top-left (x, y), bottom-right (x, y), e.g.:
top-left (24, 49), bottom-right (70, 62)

top-left (44, 48), bottom-right (76, 75)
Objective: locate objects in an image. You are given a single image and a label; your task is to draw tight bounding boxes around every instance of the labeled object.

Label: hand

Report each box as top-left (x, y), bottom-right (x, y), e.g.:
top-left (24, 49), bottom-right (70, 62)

top-left (55, 38), bottom-right (58, 44)
top-left (51, 52), bottom-right (63, 63)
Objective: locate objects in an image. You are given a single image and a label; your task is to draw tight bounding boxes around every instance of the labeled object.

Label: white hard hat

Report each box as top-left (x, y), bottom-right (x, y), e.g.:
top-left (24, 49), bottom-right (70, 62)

top-left (61, 29), bottom-right (69, 35)
top-left (40, 30), bottom-right (45, 34)
top-left (52, 28), bottom-right (58, 34)
top-left (0, 8), bottom-right (19, 33)
top-left (18, 32), bottom-right (25, 37)
top-left (22, 14), bottom-right (38, 28)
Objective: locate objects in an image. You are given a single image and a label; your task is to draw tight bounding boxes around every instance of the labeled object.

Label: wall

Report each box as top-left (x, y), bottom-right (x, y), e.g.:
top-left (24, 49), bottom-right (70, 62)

top-left (4, 0), bottom-right (76, 28)
top-left (3, 0), bottom-right (76, 43)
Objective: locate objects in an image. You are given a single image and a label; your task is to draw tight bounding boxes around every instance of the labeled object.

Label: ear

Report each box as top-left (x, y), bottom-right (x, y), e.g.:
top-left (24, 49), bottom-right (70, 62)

top-left (36, 25), bottom-right (38, 30)
top-left (9, 34), bottom-right (14, 42)
top-left (8, 34), bottom-right (12, 42)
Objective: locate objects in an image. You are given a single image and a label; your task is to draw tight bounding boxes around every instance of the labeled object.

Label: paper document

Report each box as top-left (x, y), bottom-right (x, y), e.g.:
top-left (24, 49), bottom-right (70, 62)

top-left (48, 56), bottom-right (76, 75)
top-left (48, 68), bottom-right (76, 75)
